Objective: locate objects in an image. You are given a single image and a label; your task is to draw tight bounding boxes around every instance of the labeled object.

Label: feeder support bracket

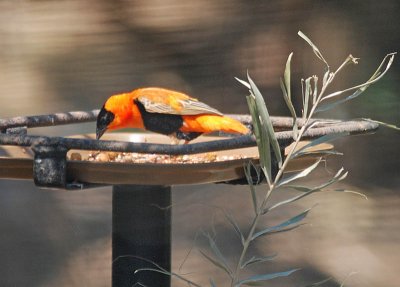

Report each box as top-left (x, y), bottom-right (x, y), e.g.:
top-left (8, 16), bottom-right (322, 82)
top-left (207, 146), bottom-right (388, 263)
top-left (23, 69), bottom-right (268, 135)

top-left (31, 143), bottom-right (68, 188)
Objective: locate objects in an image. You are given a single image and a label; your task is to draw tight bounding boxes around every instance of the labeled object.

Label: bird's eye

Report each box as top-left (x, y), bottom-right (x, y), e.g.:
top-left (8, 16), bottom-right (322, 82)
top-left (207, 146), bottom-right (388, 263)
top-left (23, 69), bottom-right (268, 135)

top-left (97, 107), bottom-right (115, 128)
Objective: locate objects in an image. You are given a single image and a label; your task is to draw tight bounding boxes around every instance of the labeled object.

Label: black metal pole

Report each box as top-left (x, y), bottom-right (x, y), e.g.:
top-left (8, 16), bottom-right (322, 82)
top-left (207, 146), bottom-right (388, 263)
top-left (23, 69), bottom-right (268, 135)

top-left (112, 185), bottom-right (171, 287)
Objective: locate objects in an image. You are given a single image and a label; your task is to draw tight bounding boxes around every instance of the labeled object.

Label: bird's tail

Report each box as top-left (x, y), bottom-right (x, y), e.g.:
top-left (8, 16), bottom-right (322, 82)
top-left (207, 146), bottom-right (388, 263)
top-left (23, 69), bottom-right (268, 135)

top-left (215, 115), bottom-right (250, 134)
top-left (181, 114), bottom-right (249, 135)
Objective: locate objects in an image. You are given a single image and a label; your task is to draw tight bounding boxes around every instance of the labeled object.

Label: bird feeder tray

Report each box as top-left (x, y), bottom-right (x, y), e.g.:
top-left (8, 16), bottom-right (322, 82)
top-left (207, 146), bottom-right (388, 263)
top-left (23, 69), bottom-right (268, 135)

top-left (0, 112), bottom-right (379, 188)
top-left (0, 133), bottom-right (331, 186)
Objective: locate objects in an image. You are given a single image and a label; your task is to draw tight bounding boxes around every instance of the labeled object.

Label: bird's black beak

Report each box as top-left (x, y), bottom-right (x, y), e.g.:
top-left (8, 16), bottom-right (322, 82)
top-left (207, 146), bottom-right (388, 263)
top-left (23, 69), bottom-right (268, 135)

top-left (96, 107), bottom-right (115, 140)
top-left (96, 126), bottom-right (106, 140)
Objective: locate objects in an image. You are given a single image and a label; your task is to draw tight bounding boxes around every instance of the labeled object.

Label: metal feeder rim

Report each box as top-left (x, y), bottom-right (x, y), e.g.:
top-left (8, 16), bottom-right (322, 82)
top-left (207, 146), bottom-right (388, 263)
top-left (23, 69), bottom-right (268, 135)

top-left (0, 110), bottom-right (346, 131)
top-left (0, 111), bottom-right (379, 155)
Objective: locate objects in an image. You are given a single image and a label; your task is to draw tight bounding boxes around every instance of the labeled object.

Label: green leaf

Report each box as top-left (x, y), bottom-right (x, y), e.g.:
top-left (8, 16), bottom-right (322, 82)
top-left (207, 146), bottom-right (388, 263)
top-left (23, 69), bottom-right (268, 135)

top-left (252, 207), bottom-right (312, 240)
top-left (280, 78), bottom-right (298, 139)
top-left (240, 254), bottom-right (277, 269)
top-left (312, 75), bottom-right (318, 105)
top-left (266, 168), bottom-right (349, 211)
top-left (334, 189), bottom-right (368, 200)
top-left (224, 211), bottom-right (245, 245)
top-left (362, 118), bottom-right (400, 131)
top-left (294, 150), bottom-right (343, 157)
top-left (135, 266), bottom-right (203, 287)
top-left (244, 162), bottom-right (259, 214)
top-left (285, 185), bottom-right (313, 192)
top-left (277, 158), bottom-right (322, 187)
top-left (291, 132), bottom-right (349, 158)
top-left (199, 249), bottom-right (232, 278)
top-left (201, 233), bottom-right (232, 277)
top-left (313, 76), bottom-right (318, 105)
top-left (302, 119), bottom-right (326, 134)
top-left (235, 77), bottom-right (251, 89)
top-left (247, 73), bottom-right (283, 169)
top-left (298, 31), bottom-right (329, 69)
top-left (288, 167), bottom-right (347, 192)
top-left (284, 52), bottom-right (293, 101)
top-left (316, 88), bottom-right (363, 113)
top-left (303, 76), bottom-right (312, 119)
top-left (335, 168), bottom-right (348, 181)
top-left (280, 76), bottom-right (298, 140)
top-left (134, 267), bottom-right (171, 277)
top-left (241, 73), bottom-right (283, 181)
top-left (301, 78), bottom-right (305, 117)
top-left (266, 188), bottom-right (313, 212)
top-left (302, 277), bottom-right (332, 287)
top-left (246, 95), bottom-right (272, 183)
top-left (210, 279), bottom-right (217, 287)
top-left (322, 70), bottom-right (331, 86)
top-left (236, 268), bottom-right (300, 286)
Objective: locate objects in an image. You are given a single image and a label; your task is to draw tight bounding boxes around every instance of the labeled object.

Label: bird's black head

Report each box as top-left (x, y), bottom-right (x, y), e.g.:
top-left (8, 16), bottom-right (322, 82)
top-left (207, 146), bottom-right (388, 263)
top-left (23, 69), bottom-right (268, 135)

top-left (96, 106), bottom-right (115, 139)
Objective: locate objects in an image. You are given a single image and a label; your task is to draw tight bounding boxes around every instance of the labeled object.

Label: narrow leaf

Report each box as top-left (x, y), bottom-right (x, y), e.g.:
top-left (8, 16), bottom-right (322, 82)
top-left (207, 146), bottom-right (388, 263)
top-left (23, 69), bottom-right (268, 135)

top-left (316, 86), bottom-right (366, 112)
top-left (312, 75), bottom-right (318, 105)
top-left (135, 267), bottom-right (202, 287)
top-left (302, 119), bottom-right (341, 134)
top-left (303, 77), bottom-right (312, 119)
top-left (322, 70), bottom-right (331, 87)
top-left (267, 189), bottom-right (314, 212)
top-left (286, 172), bottom-right (345, 194)
top-left (334, 189), bottom-right (368, 200)
top-left (247, 95), bottom-right (272, 183)
top-left (362, 118), bottom-right (400, 131)
top-left (277, 158), bottom-right (322, 187)
top-left (288, 167), bottom-right (347, 192)
top-left (235, 77), bottom-right (251, 89)
top-left (241, 254), bottom-right (277, 269)
top-left (247, 73), bottom-right (282, 168)
top-left (252, 208), bottom-right (312, 240)
top-left (225, 212), bottom-right (245, 245)
top-left (287, 167), bottom-right (348, 195)
top-left (291, 132), bottom-right (349, 158)
top-left (244, 162), bottom-right (259, 214)
top-left (286, 185), bottom-right (312, 192)
top-left (202, 233), bottom-right (232, 277)
top-left (127, 255), bottom-right (203, 287)
top-left (199, 249), bottom-right (232, 278)
top-left (301, 78), bottom-right (305, 118)
top-left (315, 100), bottom-right (345, 113)
top-left (267, 168), bottom-right (349, 211)
top-left (337, 170), bottom-right (348, 181)
top-left (302, 277), bottom-right (332, 287)
top-left (280, 77), bottom-right (298, 139)
top-left (298, 31), bottom-right (329, 69)
top-left (236, 268), bottom-right (300, 286)
top-left (284, 52), bottom-right (293, 100)
top-left (294, 150), bottom-right (343, 157)
top-left (134, 267), bottom-right (171, 277)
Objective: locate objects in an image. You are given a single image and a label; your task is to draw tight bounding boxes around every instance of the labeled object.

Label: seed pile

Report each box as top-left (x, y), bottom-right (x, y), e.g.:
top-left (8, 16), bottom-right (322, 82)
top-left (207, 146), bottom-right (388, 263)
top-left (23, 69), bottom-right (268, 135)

top-left (68, 151), bottom-right (248, 164)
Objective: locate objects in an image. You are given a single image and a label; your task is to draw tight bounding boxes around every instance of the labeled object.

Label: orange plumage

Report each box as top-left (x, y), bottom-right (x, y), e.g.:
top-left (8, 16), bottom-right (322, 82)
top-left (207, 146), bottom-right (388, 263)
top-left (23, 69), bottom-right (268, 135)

top-left (96, 87), bottom-right (249, 142)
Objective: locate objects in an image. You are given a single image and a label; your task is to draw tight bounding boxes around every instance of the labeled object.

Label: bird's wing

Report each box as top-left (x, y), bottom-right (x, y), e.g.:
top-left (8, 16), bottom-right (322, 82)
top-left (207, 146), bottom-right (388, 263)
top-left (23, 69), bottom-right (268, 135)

top-left (137, 88), bottom-right (223, 116)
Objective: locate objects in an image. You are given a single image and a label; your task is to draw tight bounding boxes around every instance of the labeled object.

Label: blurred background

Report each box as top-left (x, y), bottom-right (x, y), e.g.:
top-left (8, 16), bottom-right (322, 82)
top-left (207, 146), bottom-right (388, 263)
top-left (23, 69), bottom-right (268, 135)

top-left (0, 1), bottom-right (399, 286)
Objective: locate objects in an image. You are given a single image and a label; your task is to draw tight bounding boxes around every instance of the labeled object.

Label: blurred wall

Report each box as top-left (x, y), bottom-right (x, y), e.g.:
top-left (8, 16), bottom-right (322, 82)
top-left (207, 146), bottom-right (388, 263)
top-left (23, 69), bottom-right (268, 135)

top-left (0, 1), bottom-right (399, 286)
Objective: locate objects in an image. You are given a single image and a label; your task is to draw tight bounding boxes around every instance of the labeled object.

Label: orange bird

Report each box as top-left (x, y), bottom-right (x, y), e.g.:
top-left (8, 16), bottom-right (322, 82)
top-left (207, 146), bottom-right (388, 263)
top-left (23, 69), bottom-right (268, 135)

top-left (96, 87), bottom-right (249, 142)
